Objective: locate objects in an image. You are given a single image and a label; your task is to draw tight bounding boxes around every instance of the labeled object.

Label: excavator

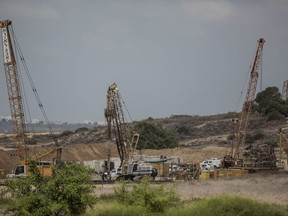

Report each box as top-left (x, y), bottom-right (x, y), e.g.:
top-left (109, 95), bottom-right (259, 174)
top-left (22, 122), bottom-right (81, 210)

top-left (105, 83), bottom-right (157, 180)
top-left (0, 19), bottom-right (62, 177)
top-left (223, 38), bottom-right (276, 169)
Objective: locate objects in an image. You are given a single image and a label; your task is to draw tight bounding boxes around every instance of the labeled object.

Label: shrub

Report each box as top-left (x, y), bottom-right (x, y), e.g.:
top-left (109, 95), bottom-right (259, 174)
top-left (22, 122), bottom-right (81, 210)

top-left (75, 127), bottom-right (89, 133)
top-left (167, 195), bottom-right (288, 216)
top-left (176, 125), bottom-right (190, 135)
top-left (132, 121), bottom-right (178, 149)
top-left (267, 111), bottom-right (286, 121)
top-left (84, 202), bottom-right (154, 216)
top-left (114, 177), bottom-right (180, 213)
top-left (6, 161), bottom-right (96, 216)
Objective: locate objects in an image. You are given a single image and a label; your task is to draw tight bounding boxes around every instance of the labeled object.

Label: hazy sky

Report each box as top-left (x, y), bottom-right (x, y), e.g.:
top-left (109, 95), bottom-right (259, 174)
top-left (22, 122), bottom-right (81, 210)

top-left (0, 0), bottom-right (288, 123)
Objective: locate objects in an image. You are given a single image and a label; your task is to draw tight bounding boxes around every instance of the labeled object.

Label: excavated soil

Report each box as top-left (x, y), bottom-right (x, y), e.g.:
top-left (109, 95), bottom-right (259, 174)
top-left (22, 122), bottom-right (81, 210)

top-left (0, 142), bottom-right (229, 174)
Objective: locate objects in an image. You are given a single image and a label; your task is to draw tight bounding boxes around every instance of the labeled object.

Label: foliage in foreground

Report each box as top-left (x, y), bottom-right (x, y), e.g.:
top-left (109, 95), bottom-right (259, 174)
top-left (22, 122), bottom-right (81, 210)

top-left (132, 120), bottom-right (178, 149)
top-left (86, 194), bottom-right (288, 216)
top-left (114, 178), bottom-right (180, 213)
top-left (5, 161), bottom-right (96, 216)
top-left (84, 202), bottom-right (155, 216)
top-left (167, 195), bottom-right (288, 216)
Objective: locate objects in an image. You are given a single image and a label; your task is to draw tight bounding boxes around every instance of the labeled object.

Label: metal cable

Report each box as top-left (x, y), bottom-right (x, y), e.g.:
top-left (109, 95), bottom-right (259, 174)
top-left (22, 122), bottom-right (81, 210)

top-left (119, 92), bottom-right (133, 122)
top-left (10, 26), bottom-right (54, 134)
top-left (11, 26), bottom-right (34, 133)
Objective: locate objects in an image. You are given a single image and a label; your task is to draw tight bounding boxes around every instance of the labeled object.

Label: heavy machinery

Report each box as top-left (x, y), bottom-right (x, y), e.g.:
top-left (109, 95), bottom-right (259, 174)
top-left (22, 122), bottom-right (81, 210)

top-left (105, 83), bottom-right (157, 180)
top-left (278, 128), bottom-right (288, 166)
top-left (233, 38), bottom-right (265, 160)
top-left (224, 38), bottom-right (276, 169)
top-left (0, 19), bottom-right (62, 177)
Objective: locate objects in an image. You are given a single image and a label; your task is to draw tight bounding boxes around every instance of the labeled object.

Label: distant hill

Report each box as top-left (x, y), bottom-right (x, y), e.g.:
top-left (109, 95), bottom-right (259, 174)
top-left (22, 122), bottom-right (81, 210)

top-left (54, 112), bottom-right (288, 149)
top-left (0, 117), bottom-right (99, 134)
top-left (1, 113), bottom-right (287, 147)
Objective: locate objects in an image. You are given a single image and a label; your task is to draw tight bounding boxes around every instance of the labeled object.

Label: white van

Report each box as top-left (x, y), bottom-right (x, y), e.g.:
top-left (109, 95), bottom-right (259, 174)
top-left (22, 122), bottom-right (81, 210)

top-left (200, 158), bottom-right (222, 170)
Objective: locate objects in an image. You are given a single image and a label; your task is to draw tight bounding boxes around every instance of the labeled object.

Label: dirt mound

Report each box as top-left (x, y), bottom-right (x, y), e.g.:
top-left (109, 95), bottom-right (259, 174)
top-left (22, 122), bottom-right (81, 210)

top-left (0, 141), bottom-right (119, 174)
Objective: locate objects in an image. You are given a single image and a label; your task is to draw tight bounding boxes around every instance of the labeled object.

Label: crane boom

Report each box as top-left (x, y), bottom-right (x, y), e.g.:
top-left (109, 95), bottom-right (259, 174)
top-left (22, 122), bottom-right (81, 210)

top-left (105, 83), bottom-right (138, 169)
top-left (1, 20), bottom-right (62, 176)
top-left (0, 20), bottom-right (27, 160)
top-left (233, 38), bottom-right (265, 159)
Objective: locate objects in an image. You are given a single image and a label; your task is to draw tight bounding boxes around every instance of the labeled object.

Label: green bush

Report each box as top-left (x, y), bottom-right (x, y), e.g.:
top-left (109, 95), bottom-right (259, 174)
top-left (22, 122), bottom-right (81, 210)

top-left (84, 202), bottom-right (154, 216)
top-left (132, 121), bottom-right (178, 149)
top-left (255, 86), bottom-right (288, 121)
top-left (167, 195), bottom-right (288, 216)
top-left (267, 111), bottom-right (286, 121)
top-left (75, 127), bottom-right (89, 133)
top-left (5, 161), bottom-right (96, 216)
top-left (114, 177), bottom-right (180, 213)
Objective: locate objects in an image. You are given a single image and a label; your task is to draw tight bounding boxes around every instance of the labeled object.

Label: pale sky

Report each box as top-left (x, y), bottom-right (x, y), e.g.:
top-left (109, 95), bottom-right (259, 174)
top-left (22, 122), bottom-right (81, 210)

top-left (0, 0), bottom-right (288, 123)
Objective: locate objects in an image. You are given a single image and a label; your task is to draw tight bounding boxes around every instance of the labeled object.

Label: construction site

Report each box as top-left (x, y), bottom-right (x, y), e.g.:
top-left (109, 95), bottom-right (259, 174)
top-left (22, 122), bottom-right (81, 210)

top-left (0, 17), bottom-right (288, 215)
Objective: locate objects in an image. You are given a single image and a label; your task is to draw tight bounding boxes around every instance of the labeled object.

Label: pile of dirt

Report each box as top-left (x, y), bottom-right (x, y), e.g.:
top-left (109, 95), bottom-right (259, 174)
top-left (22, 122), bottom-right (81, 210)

top-left (0, 141), bottom-right (119, 174)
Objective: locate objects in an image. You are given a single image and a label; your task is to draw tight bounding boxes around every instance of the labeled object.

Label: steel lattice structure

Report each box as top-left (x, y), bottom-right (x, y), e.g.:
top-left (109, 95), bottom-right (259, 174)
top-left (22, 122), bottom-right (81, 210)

top-left (233, 38), bottom-right (265, 159)
top-left (0, 20), bottom-right (27, 160)
top-left (105, 83), bottom-right (130, 167)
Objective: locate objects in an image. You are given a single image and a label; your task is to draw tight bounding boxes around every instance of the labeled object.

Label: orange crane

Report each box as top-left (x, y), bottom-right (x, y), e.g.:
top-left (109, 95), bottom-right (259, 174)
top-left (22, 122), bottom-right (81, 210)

top-left (0, 19), bottom-right (61, 176)
top-left (233, 38), bottom-right (265, 160)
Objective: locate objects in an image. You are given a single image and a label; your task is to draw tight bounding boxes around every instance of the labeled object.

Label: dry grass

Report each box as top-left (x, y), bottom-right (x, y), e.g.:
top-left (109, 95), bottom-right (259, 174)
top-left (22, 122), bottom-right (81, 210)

top-left (177, 172), bottom-right (288, 206)
top-left (94, 172), bottom-right (288, 207)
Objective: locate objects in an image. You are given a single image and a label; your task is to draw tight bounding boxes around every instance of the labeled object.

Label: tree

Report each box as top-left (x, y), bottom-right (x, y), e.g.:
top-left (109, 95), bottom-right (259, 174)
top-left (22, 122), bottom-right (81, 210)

top-left (254, 86), bottom-right (288, 121)
top-left (6, 161), bottom-right (96, 216)
top-left (132, 120), bottom-right (178, 149)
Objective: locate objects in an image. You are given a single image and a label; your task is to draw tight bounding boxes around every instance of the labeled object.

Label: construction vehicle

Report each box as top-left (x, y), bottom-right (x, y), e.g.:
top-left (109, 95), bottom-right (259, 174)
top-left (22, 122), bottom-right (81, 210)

top-left (278, 128), bottom-right (288, 167)
top-left (224, 38), bottom-right (276, 169)
top-left (0, 19), bottom-right (62, 177)
top-left (105, 83), bottom-right (157, 180)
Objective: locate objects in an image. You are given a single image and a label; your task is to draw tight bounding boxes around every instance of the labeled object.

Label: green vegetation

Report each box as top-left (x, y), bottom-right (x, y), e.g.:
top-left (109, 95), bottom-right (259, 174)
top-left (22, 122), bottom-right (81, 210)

top-left (114, 178), bottom-right (180, 213)
top-left (168, 195), bottom-right (288, 216)
top-left (255, 86), bottom-right (288, 121)
top-left (133, 120), bottom-right (178, 149)
top-left (75, 127), bottom-right (89, 133)
top-left (2, 172), bottom-right (288, 216)
top-left (85, 193), bottom-right (288, 216)
top-left (3, 161), bottom-right (96, 216)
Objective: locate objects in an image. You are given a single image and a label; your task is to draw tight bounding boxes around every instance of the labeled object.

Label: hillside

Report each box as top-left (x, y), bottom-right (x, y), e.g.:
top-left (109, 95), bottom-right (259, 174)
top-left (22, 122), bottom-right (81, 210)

top-left (0, 113), bottom-right (287, 174)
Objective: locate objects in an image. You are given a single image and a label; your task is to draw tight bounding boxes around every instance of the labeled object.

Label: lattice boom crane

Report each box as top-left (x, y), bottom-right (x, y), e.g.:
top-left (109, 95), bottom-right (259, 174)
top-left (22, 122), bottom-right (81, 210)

top-left (105, 83), bottom-right (139, 169)
top-left (233, 38), bottom-right (265, 159)
top-left (0, 20), bottom-right (27, 160)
